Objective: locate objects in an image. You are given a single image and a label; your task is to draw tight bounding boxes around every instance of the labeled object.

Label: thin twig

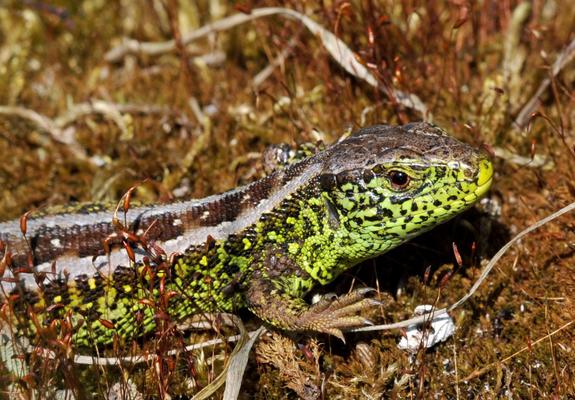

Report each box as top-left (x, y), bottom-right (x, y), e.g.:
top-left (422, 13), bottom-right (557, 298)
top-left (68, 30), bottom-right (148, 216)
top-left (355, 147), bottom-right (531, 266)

top-left (0, 102), bottom-right (184, 164)
top-left (0, 106), bottom-right (65, 143)
top-left (252, 35), bottom-right (299, 88)
top-left (162, 0), bottom-right (196, 96)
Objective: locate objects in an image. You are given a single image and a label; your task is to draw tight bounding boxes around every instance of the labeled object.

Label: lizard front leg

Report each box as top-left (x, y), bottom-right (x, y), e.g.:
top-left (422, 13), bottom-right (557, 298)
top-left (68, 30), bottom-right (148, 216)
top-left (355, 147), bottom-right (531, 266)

top-left (245, 248), bottom-right (379, 341)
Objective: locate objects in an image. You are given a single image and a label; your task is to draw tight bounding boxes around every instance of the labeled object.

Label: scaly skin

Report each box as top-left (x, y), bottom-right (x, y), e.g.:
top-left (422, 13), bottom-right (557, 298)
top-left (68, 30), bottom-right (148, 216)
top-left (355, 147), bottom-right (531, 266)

top-left (0, 122), bottom-right (493, 347)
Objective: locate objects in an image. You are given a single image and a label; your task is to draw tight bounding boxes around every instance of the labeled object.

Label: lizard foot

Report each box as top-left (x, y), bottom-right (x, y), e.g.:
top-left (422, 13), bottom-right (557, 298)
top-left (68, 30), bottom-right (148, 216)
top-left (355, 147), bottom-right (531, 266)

top-left (295, 288), bottom-right (381, 342)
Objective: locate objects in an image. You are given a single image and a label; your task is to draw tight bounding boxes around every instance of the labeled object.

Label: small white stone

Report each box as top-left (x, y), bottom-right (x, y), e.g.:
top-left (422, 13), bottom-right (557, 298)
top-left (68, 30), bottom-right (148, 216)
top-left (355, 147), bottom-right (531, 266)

top-left (397, 305), bottom-right (456, 353)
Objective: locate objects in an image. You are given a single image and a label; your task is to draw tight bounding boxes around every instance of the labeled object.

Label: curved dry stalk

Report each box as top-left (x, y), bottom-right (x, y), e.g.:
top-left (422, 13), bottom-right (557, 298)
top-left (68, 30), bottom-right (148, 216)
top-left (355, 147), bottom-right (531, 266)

top-left (56, 100), bottom-right (132, 140)
top-left (0, 105), bottom-right (89, 161)
top-left (105, 7), bottom-right (428, 117)
top-left (0, 101), bottom-right (184, 164)
top-left (221, 326), bottom-right (266, 400)
top-left (252, 35), bottom-right (299, 88)
top-left (0, 105), bottom-right (66, 143)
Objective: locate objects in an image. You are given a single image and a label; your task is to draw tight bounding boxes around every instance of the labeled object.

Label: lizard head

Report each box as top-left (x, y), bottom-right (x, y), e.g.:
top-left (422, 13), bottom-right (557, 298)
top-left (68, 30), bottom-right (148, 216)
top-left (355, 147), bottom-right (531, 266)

top-left (318, 122), bottom-right (493, 261)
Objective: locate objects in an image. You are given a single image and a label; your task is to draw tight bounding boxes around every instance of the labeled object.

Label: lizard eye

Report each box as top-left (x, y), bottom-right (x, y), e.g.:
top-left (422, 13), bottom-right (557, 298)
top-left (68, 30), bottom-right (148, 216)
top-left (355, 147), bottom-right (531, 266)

top-left (388, 170), bottom-right (410, 190)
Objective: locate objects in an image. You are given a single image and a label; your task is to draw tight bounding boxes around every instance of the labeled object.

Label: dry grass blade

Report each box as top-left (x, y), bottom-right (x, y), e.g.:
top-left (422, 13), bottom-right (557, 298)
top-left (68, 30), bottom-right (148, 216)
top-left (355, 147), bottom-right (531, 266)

top-left (56, 101), bottom-right (173, 125)
top-left (4, 314), bottom-right (260, 398)
top-left (55, 100), bottom-right (132, 141)
top-left (14, 314), bottom-right (255, 367)
top-left (191, 316), bottom-right (257, 400)
top-left (462, 319), bottom-right (575, 381)
top-left (105, 8), bottom-right (286, 62)
top-left (252, 36), bottom-right (299, 88)
top-left (0, 106), bottom-right (63, 142)
top-left (514, 36), bottom-right (575, 128)
top-left (353, 200), bottom-right (575, 333)
top-left (492, 146), bottom-right (554, 169)
top-left (222, 326), bottom-right (266, 400)
top-left (105, 7), bottom-right (427, 116)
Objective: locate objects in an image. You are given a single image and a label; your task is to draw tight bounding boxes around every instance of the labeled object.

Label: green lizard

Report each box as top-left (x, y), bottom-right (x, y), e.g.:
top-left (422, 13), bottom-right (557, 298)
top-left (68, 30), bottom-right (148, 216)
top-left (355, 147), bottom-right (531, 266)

top-left (0, 122), bottom-right (493, 347)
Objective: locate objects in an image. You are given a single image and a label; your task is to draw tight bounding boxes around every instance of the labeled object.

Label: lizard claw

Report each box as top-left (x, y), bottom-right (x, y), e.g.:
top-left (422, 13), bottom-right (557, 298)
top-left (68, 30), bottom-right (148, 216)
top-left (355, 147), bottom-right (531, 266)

top-left (324, 318), bottom-right (373, 343)
top-left (294, 287), bottom-right (380, 340)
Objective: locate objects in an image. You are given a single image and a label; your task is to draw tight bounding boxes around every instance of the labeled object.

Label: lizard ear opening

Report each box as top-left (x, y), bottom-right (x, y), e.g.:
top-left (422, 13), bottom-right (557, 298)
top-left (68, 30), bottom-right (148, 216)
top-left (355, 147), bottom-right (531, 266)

top-left (324, 197), bottom-right (340, 229)
top-left (319, 173), bottom-right (336, 191)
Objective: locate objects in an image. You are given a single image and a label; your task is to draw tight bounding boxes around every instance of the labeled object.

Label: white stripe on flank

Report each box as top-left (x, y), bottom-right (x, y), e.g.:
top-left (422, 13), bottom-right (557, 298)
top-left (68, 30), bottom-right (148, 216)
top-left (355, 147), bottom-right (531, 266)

top-left (0, 162), bottom-right (322, 293)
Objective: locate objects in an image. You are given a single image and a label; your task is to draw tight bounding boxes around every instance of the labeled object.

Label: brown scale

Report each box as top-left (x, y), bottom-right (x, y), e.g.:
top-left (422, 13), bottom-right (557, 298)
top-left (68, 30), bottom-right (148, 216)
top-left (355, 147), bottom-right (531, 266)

top-left (25, 223), bottom-right (112, 267)
top-left (111, 265), bottom-right (138, 284)
top-left (194, 172), bottom-right (279, 228)
top-left (42, 278), bottom-right (69, 303)
top-left (132, 211), bottom-right (184, 243)
top-left (75, 275), bottom-right (106, 315)
top-left (4, 211), bottom-right (185, 271)
top-left (280, 157), bottom-right (314, 186)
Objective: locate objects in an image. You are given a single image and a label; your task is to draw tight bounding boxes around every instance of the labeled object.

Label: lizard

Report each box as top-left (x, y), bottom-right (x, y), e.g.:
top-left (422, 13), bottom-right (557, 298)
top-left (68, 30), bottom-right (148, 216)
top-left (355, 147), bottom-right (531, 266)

top-left (0, 122), bottom-right (493, 347)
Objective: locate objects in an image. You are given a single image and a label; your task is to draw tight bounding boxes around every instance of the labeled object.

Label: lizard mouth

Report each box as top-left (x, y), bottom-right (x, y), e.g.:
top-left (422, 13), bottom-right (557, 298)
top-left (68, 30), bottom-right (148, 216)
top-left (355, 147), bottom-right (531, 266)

top-left (465, 158), bottom-right (493, 202)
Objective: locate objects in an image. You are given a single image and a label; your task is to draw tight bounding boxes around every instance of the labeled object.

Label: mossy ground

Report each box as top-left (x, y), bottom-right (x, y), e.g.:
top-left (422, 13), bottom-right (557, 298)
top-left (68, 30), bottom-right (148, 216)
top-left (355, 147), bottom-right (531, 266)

top-left (1, 1), bottom-right (574, 398)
